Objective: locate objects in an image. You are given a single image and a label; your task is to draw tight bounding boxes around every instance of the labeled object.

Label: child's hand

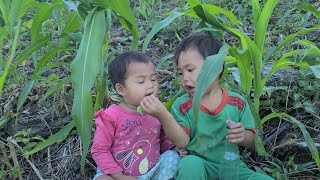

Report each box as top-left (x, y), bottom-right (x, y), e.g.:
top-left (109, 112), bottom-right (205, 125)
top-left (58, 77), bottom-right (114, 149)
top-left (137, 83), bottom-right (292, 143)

top-left (175, 147), bottom-right (188, 158)
top-left (226, 120), bottom-right (245, 144)
top-left (140, 94), bottom-right (167, 119)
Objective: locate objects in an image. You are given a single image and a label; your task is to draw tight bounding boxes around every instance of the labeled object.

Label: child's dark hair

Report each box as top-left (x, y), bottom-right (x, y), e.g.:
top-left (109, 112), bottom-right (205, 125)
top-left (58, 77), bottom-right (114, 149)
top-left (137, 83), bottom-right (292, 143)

top-left (174, 33), bottom-right (222, 64)
top-left (109, 51), bottom-right (152, 88)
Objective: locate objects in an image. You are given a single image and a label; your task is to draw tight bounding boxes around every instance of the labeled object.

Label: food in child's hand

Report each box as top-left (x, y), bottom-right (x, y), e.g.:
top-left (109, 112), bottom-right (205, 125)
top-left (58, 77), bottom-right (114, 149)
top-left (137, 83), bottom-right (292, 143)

top-left (137, 106), bottom-right (143, 116)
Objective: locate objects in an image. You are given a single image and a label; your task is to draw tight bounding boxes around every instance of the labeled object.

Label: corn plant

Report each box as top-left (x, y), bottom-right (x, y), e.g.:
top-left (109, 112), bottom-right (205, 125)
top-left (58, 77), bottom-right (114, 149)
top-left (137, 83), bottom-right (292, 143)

top-left (0, 0), bottom-right (138, 174)
top-left (143, 0), bottom-right (320, 169)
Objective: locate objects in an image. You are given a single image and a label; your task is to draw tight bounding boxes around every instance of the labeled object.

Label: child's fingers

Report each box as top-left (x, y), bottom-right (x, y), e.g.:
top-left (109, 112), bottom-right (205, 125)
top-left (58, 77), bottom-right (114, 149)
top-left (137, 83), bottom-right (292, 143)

top-left (228, 137), bottom-right (243, 144)
top-left (227, 133), bottom-right (243, 139)
top-left (228, 127), bottom-right (244, 134)
top-left (232, 122), bottom-right (243, 128)
top-left (144, 95), bottom-right (156, 105)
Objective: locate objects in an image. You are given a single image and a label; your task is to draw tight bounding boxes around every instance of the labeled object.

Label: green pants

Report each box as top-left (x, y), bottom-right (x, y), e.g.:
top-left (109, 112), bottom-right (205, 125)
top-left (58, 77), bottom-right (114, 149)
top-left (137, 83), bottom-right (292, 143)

top-left (174, 155), bottom-right (274, 180)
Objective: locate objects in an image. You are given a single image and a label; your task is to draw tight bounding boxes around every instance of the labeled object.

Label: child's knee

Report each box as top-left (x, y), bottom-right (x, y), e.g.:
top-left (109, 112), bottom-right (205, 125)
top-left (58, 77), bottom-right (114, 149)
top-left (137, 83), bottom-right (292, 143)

top-left (178, 155), bottom-right (205, 170)
top-left (161, 150), bottom-right (180, 163)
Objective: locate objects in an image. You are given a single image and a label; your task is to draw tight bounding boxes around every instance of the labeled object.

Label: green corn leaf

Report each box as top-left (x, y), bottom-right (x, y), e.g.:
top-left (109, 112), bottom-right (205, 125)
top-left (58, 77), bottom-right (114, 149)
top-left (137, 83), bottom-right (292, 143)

top-left (15, 36), bottom-right (50, 65)
top-left (40, 77), bottom-right (71, 102)
top-left (24, 121), bottom-right (75, 157)
top-left (60, 11), bottom-right (81, 36)
top-left (254, 0), bottom-right (279, 52)
top-left (201, 4), bottom-right (238, 26)
top-left (192, 44), bottom-right (229, 124)
top-left (245, 94), bottom-right (263, 131)
top-left (244, 36), bottom-right (263, 101)
top-left (16, 46), bottom-right (70, 109)
top-left (261, 112), bottom-right (320, 169)
top-left (164, 89), bottom-right (184, 111)
top-left (8, 0), bottom-right (24, 36)
top-left (77, 2), bottom-right (90, 20)
top-left (186, 0), bottom-right (200, 7)
top-left (0, 19), bottom-right (21, 97)
top-left (142, 11), bottom-right (185, 53)
top-left (34, 46), bottom-right (72, 76)
top-left (91, 0), bottom-right (138, 50)
top-left (251, 0), bottom-right (261, 26)
top-left (264, 27), bottom-right (319, 62)
top-left (229, 48), bottom-right (252, 95)
top-left (191, 4), bottom-right (245, 43)
top-left (254, 135), bottom-right (267, 156)
top-left (191, 5), bottom-right (226, 31)
top-left (70, 8), bottom-right (106, 174)
top-left (294, 39), bottom-right (319, 47)
top-left (17, 80), bottom-right (37, 111)
top-left (0, 0), bottom-right (9, 25)
top-left (94, 43), bottom-right (107, 112)
top-left (298, 4), bottom-right (320, 18)
top-left (261, 57), bottom-right (309, 88)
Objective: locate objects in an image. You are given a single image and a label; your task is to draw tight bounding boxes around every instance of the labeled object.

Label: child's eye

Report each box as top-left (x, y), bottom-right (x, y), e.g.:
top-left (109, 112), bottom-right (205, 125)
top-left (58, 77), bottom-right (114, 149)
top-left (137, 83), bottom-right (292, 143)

top-left (151, 75), bottom-right (157, 82)
top-left (187, 68), bottom-right (194, 72)
top-left (137, 81), bottom-right (144, 84)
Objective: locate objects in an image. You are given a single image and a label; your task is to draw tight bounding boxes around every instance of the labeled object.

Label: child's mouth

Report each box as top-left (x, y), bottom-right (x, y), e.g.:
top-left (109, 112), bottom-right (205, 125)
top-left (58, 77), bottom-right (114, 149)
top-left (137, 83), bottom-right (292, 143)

top-left (185, 85), bottom-right (195, 93)
top-left (145, 92), bottom-right (153, 97)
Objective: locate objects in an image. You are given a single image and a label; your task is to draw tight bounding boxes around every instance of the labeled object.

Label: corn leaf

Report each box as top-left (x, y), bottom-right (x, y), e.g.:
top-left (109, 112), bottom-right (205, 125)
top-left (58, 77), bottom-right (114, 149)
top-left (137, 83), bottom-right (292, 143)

top-left (264, 27), bottom-right (319, 62)
top-left (8, 0), bottom-right (24, 36)
top-left (142, 11), bottom-right (184, 53)
top-left (254, 135), bottom-right (267, 156)
top-left (91, 0), bottom-right (138, 50)
top-left (16, 45), bottom-right (69, 110)
top-left (202, 4), bottom-right (239, 26)
top-left (0, 0), bottom-right (9, 25)
top-left (94, 43), bottom-right (107, 112)
top-left (24, 121), bottom-right (75, 157)
top-left (192, 44), bottom-right (229, 124)
top-left (261, 112), bottom-right (320, 169)
top-left (254, 0), bottom-right (279, 52)
top-left (70, 8), bottom-right (106, 173)
top-left (298, 4), bottom-right (320, 18)
top-left (40, 77), bottom-right (72, 102)
top-left (261, 57), bottom-right (309, 88)
top-left (17, 80), bottom-right (37, 111)
top-left (15, 36), bottom-right (50, 65)
top-left (60, 11), bottom-right (81, 36)
top-left (191, 4), bottom-right (246, 44)
top-left (251, 0), bottom-right (261, 26)
top-left (229, 48), bottom-right (252, 95)
top-left (186, 0), bottom-right (200, 7)
top-left (34, 47), bottom-right (72, 75)
top-left (0, 20), bottom-right (21, 97)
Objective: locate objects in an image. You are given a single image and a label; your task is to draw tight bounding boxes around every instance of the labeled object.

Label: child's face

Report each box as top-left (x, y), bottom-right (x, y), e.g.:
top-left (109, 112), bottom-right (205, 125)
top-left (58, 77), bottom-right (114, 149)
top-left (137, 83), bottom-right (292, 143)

top-left (177, 48), bottom-right (204, 96)
top-left (118, 61), bottom-right (158, 107)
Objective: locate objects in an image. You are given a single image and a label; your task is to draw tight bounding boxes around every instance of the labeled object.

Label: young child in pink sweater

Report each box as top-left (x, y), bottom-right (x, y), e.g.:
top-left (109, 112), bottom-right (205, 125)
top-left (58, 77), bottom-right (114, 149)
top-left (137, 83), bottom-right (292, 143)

top-left (91, 51), bottom-right (185, 180)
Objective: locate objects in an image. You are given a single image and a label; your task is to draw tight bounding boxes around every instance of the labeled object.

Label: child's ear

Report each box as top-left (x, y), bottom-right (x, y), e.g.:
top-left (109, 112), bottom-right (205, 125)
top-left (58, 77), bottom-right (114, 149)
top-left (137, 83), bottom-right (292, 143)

top-left (115, 83), bottom-right (125, 96)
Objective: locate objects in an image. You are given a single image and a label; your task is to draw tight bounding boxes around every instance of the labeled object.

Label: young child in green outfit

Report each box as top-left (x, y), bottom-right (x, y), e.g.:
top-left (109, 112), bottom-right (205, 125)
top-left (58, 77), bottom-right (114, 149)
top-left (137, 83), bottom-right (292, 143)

top-left (140, 33), bottom-right (274, 180)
